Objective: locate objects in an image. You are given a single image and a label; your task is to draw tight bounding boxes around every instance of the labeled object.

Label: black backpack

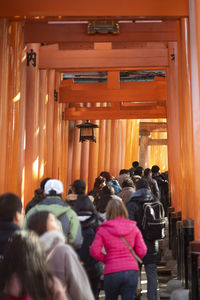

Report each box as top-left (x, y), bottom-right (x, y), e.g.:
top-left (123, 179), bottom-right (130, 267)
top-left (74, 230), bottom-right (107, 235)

top-left (141, 201), bottom-right (166, 241)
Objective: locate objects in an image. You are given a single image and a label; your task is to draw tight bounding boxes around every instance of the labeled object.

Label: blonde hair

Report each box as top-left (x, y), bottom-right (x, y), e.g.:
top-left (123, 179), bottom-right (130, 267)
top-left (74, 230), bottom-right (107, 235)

top-left (106, 197), bottom-right (129, 220)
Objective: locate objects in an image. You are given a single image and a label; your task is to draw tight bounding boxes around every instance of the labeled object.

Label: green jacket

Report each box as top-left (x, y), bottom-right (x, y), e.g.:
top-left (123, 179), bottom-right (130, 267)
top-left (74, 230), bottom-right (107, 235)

top-left (24, 196), bottom-right (83, 249)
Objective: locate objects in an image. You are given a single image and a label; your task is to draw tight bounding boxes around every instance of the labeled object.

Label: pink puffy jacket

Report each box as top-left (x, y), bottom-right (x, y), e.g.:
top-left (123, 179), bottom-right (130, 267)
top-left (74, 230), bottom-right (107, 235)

top-left (90, 217), bottom-right (147, 274)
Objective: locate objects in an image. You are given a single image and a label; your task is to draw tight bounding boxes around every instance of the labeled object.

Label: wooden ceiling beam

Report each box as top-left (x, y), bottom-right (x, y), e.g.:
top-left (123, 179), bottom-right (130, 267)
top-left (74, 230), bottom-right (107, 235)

top-left (0, 0), bottom-right (188, 18)
top-left (139, 121), bottom-right (167, 132)
top-left (39, 44), bottom-right (168, 70)
top-left (59, 80), bottom-right (167, 103)
top-left (64, 104), bottom-right (167, 120)
top-left (24, 21), bottom-right (177, 43)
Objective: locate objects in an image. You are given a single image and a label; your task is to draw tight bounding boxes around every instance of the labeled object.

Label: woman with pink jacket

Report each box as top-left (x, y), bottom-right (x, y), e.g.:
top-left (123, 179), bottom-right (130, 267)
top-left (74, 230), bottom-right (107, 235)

top-left (90, 197), bottom-right (147, 300)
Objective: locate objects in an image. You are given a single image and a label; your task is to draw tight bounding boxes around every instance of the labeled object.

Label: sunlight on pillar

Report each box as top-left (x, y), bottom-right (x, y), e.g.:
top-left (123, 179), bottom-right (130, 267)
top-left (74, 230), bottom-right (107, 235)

top-left (35, 127), bottom-right (40, 136)
top-left (12, 92), bottom-right (21, 103)
top-left (45, 94), bottom-right (48, 104)
top-left (39, 159), bottom-right (44, 179)
top-left (32, 156), bottom-right (39, 180)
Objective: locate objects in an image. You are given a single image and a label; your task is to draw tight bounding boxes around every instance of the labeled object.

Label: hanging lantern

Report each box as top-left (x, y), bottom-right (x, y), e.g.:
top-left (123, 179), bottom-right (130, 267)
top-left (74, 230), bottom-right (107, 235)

top-left (76, 120), bottom-right (100, 143)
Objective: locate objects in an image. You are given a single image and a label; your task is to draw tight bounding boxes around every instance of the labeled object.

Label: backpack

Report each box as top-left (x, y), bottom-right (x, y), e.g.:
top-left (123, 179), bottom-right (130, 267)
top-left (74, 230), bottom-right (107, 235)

top-left (141, 201), bottom-right (166, 241)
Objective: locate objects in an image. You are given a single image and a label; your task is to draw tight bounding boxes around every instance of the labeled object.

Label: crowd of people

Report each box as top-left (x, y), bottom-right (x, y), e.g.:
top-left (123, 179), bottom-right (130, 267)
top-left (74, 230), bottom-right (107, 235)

top-left (0, 161), bottom-right (169, 300)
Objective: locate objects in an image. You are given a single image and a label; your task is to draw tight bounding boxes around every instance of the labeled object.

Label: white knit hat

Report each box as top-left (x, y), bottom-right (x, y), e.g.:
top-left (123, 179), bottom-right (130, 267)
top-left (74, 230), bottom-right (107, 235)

top-left (44, 179), bottom-right (64, 195)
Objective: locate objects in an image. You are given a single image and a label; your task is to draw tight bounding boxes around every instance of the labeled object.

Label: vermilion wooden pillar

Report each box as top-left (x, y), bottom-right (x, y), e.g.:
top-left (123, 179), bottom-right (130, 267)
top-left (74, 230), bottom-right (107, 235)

top-left (17, 44), bottom-right (27, 203)
top-left (5, 22), bottom-right (22, 193)
top-left (53, 72), bottom-right (62, 179)
top-left (121, 120), bottom-right (127, 169)
top-left (24, 43), bottom-right (40, 207)
top-left (104, 119), bottom-right (111, 171)
top-left (38, 70), bottom-right (48, 180)
top-left (117, 120), bottom-right (122, 174)
top-left (71, 120), bottom-right (81, 182)
top-left (0, 19), bottom-right (8, 193)
top-left (46, 70), bottom-right (55, 177)
top-left (178, 18), bottom-right (194, 219)
top-left (110, 119), bottom-right (119, 177)
top-left (80, 140), bottom-right (89, 192)
top-left (189, 0), bottom-right (200, 239)
top-left (167, 42), bottom-right (182, 212)
top-left (67, 120), bottom-right (74, 189)
top-left (98, 119), bottom-right (106, 175)
top-left (88, 119), bottom-right (99, 191)
top-left (61, 103), bottom-right (68, 196)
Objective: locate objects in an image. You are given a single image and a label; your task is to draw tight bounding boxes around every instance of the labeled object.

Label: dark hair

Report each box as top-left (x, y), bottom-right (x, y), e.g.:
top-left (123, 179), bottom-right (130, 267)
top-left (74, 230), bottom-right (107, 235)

top-left (106, 198), bottom-right (128, 220)
top-left (0, 230), bottom-right (54, 300)
top-left (132, 161), bottom-right (139, 168)
top-left (27, 211), bottom-right (50, 236)
top-left (40, 177), bottom-right (51, 191)
top-left (100, 171), bottom-right (112, 182)
top-left (134, 166), bottom-right (144, 177)
top-left (135, 179), bottom-right (150, 190)
top-left (119, 169), bottom-right (130, 175)
top-left (122, 178), bottom-right (134, 188)
top-left (93, 176), bottom-right (105, 189)
top-left (72, 179), bottom-right (86, 195)
top-left (0, 193), bottom-right (22, 222)
top-left (144, 168), bottom-right (152, 177)
top-left (102, 185), bottom-right (114, 196)
top-left (151, 165), bottom-right (160, 174)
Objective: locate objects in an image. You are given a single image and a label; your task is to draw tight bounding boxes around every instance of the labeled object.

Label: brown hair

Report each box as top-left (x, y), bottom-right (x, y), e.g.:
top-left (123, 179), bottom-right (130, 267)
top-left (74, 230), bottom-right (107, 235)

top-left (106, 197), bottom-right (128, 220)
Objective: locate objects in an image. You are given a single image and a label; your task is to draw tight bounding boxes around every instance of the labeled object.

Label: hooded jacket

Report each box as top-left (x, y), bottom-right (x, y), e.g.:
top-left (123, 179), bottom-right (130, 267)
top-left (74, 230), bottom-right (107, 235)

top-left (90, 217), bottom-right (147, 275)
top-left (24, 196), bottom-right (83, 249)
top-left (126, 188), bottom-right (161, 264)
top-left (40, 231), bottom-right (94, 300)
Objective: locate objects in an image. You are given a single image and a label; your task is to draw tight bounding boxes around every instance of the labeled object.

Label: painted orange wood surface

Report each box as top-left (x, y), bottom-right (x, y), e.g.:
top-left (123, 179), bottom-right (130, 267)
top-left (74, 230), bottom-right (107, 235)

top-left (24, 43), bottom-right (40, 208)
top-left (0, 0), bottom-right (188, 18)
top-left (46, 70), bottom-right (55, 177)
top-left (59, 81), bottom-right (167, 103)
top-left (71, 121), bottom-right (82, 182)
top-left (64, 105), bottom-right (167, 120)
top-left (88, 119), bottom-right (99, 191)
top-left (104, 120), bottom-right (111, 171)
top-left (5, 22), bottom-right (22, 193)
top-left (80, 140), bottom-right (90, 192)
top-left (0, 20), bottom-right (9, 193)
top-left (189, 0), bottom-right (200, 240)
top-left (66, 120), bottom-right (74, 190)
top-left (39, 44), bottom-right (168, 70)
top-left (167, 42), bottom-right (182, 212)
top-left (178, 18), bottom-right (194, 220)
top-left (24, 22), bottom-right (177, 44)
top-left (38, 70), bottom-right (48, 180)
top-left (98, 119), bottom-right (106, 175)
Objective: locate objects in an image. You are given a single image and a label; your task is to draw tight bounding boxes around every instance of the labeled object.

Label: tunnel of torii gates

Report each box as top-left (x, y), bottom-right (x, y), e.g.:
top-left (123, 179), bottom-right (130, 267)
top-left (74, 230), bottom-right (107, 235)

top-left (1, 0), bottom-right (200, 239)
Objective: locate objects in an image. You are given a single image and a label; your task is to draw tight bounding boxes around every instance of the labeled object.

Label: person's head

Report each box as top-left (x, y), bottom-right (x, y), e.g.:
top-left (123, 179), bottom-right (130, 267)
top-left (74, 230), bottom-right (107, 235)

top-left (106, 198), bottom-right (128, 220)
top-left (27, 211), bottom-right (61, 236)
top-left (71, 179), bottom-right (86, 195)
top-left (0, 230), bottom-right (54, 299)
top-left (102, 185), bottom-right (115, 196)
top-left (0, 193), bottom-right (23, 227)
top-left (93, 176), bottom-right (106, 190)
top-left (131, 175), bottom-right (141, 185)
top-left (151, 165), bottom-right (160, 175)
top-left (135, 178), bottom-right (150, 191)
top-left (100, 171), bottom-right (112, 182)
top-left (134, 166), bottom-right (144, 177)
top-left (144, 168), bottom-right (152, 178)
top-left (132, 161), bottom-right (139, 168)
top-left (44, 179), bottom-right (63, 197)
top-left (122, 178), bottom-right (134, 188)
top-left (40, 177), bottom-right (51, 191)
top-left (119, 169), bottom-right (130, 176)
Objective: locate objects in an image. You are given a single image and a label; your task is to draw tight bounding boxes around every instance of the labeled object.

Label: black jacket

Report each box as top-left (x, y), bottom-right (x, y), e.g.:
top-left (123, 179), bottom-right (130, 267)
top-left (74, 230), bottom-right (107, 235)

top-left (126, 188), bottom-right (161, 264)
top-left (0, 222), bottom-right (20, 259)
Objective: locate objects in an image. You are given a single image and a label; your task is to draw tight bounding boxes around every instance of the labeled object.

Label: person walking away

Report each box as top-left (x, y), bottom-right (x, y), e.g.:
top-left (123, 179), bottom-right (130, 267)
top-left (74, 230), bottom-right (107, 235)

top-left (126, 179), bottom-right (161, 300)
top-left (90, 198), bottom-right (147, 300)
top-left (27, 211), bottom-right (94, 300)
top-left (0, 193), bottom-right (24, 261)
top-left (0, 230), bottom-right (67, 300)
